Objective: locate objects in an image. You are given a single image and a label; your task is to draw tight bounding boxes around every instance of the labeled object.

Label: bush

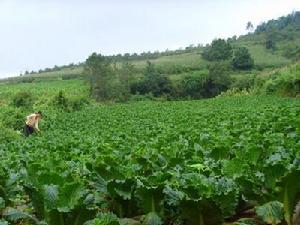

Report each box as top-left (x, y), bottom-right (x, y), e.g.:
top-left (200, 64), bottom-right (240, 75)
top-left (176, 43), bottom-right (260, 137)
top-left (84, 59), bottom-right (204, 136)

top-left (0, 126), bottom-right (21, 144)
top-left (216, 88), bottom-right (253, 98)
top-left (12, 91), bottom-right (34, 108)
top-left (130, 74), bottom-right (173, 97)
top-left (129, 93), bottom-right (154, 101)
top-left (177, 75), bottom-right (208, 99)
top-left (231, 74), bottom-right (256, 90)
top-left (52, 91), bottom-right (70, 111)
top-left (69, 97), bottom-right (90, 111)
top-left (0, 107), bottom-right (26, 131)
top-left (262, 64), bottom-right (300, 96)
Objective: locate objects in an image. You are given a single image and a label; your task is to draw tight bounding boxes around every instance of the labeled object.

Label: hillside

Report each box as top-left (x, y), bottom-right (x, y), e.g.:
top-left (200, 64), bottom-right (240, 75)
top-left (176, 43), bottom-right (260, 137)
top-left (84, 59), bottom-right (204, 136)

top-left (1, 11), bottom-right (297, 83)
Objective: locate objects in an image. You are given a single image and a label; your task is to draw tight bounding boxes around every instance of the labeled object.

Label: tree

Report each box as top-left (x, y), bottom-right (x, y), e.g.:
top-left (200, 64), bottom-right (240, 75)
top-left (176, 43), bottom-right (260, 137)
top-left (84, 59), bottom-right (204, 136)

top-left (202, 39), bottom-right (233, 61)
top-left (131, 62), bottom-right (173, 97)
top-left (246, 21), bottom-right (254, 32)
top-left (203, 62), bottom-right (231, 97)
top-left (118, 62), bottom-right (135, 101)
top-left (266, 31), bottom-right (277, 50)
top-left (85, 53), bottom-right (113, 101)
top-left (232, 47), bottom-right (254, 70)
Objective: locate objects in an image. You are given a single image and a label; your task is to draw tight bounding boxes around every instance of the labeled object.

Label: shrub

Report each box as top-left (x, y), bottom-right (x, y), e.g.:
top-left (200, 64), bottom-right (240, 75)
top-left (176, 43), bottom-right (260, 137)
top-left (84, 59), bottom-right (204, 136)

top-left (216, 88), bottom-right (253, 98)
top-left (52, 91), bottom-right (70, 111)
top-left (231, 75), bottom-right (256, 90)
top-left (129, 93), bottom-right (154, 101)
top-left (263, 64), bottom-right (300, 96)
top-left (0, 125), bottom-right (20, 144)
top-left (12, 91), bottom-right (34, 108)
top-left (0, 107), bottom-right (26, 131)
top-left (178, 75), bottom-right (208, 99)
top-left (69, 97), bottom-right (90, 111)
top-left (130, 74), bottom-right (173, 97)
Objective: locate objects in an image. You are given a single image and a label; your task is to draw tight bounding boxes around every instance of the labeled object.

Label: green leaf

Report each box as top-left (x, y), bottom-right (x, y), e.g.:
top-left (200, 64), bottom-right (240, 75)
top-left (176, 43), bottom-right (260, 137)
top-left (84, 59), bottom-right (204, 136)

top-left (222, 158), bottom-right (249, 179)
top-left (277, 170), bottom-right (300, 225)
top-left (256, 201), bottom-right (284, 225)
top-left (181, 199), bottom-right (223, 225)
top-left (84, 212), bottom-right (120, 225)
top-left (3, 207), bottom-right (39, 223)
top-left (119, 218), bottom-right (140, 225)
top-left (142, 212), bottom-right (162, 225)
top-left (43, 184), bottom-right (59, 210)
top-left (0, 197), bottom-right (5, 210)
top-left (232, 218), bottom-right (257, 225)
top-left (0, 220), bottom-right (9, 225)
top-left (57, 182), bottom-right (83, 212)
top-left (135, 187), bottom-right (163, 213)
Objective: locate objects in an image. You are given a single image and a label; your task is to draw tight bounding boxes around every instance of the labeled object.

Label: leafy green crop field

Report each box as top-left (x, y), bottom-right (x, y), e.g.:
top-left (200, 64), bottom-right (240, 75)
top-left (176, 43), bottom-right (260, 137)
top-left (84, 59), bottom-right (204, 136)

top-left (0, 96), bottom-right (300, 225)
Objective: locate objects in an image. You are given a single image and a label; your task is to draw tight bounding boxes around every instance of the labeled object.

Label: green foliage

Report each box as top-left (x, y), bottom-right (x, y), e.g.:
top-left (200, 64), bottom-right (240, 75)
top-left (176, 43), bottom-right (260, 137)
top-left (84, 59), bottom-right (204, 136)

top-left (0, 126), bottom-right (20, 143)
top-left (131, 62), bottom-right (173, 97)
top-left (141, 212), bottom-right (162, 225)
top-left (283, 44), bottom-right (300, 60)
top-left (255, 11), bottom-right (300, 34)
top-left (256, 201), bottom-right (284, 225)
top-left (266, 31), bottom-right (277, 50)
top-left (217, 88), bottom-right (253, 98)
top-left (177, 75), bottom-right (207, 99)
top-left (277, 170), bottom-right (300, 225)
top-left (117, 62), bottom-right (135, 102)
top-left (12, 91), bottom-right (34, 108)
top-left (232, 47), bottom-right (254, 70)
top-left (52, 91), bottom-right (69, 111)
top-left (231, 74), bottom-right (256, 90)
top-left (202, 39), bottom-right (233, 61)
top-left (1, 79), bottom-right (300, 225)
top-left (84, 213), bottom-right (120, 225)
top-left (0, 107), bottom-right (26, 131)
top-left (205, 62), bottom-right (232, 97)
top-left (263, 64), bottom-right (300, 97)
top-left (85, 53), bottom-right (114, 101)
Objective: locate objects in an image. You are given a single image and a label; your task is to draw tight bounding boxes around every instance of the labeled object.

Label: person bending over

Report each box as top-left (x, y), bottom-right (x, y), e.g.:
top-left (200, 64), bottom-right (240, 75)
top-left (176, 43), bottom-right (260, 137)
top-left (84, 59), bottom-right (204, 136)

top-left (24, 111), bottom-right (42, 137)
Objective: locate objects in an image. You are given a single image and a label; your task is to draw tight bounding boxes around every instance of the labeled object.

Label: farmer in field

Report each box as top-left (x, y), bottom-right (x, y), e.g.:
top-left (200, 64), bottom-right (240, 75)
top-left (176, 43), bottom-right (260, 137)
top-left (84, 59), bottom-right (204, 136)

top-left (24, 111), bottom-right (42, 137)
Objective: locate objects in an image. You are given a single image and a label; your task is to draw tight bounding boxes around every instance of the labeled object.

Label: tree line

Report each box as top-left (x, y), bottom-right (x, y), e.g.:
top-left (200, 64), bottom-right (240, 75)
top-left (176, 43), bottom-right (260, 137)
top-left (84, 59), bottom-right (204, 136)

top-left (85, 39), bottom-right (254, 102)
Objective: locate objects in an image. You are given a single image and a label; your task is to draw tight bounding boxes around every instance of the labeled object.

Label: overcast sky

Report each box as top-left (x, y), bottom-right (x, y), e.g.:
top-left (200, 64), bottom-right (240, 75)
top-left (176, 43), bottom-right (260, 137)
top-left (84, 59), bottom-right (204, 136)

top-left (0, 0), bottom-right (299, 78)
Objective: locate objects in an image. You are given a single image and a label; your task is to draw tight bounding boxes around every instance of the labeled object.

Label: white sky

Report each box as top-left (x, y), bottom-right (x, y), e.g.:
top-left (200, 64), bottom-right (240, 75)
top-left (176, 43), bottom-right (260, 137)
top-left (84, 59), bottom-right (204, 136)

top-left (0, 0), bottom-right (299, 78)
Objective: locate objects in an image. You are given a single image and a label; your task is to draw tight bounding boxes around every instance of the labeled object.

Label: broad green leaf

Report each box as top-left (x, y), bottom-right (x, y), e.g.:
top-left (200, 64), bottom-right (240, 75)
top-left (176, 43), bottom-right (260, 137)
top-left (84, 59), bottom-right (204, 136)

top-left (3, 207), bottom-right (39, 223)
top-left (278, 170), bottom-right (300, 225)
top-left (57, 182), bottom-right (83, 212)
top-left (0, 220), bottom-right (8, 225)
top-left (222, 158), bottom-right (249, 179)
top-left (0, 197), bottom-right (5, 210)
top-left (43, 184), bottom-right (59, 210)
top-left (142, 212), bottom-right (162, 225)
top-left (256, 201), bottom-right (284, 225)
